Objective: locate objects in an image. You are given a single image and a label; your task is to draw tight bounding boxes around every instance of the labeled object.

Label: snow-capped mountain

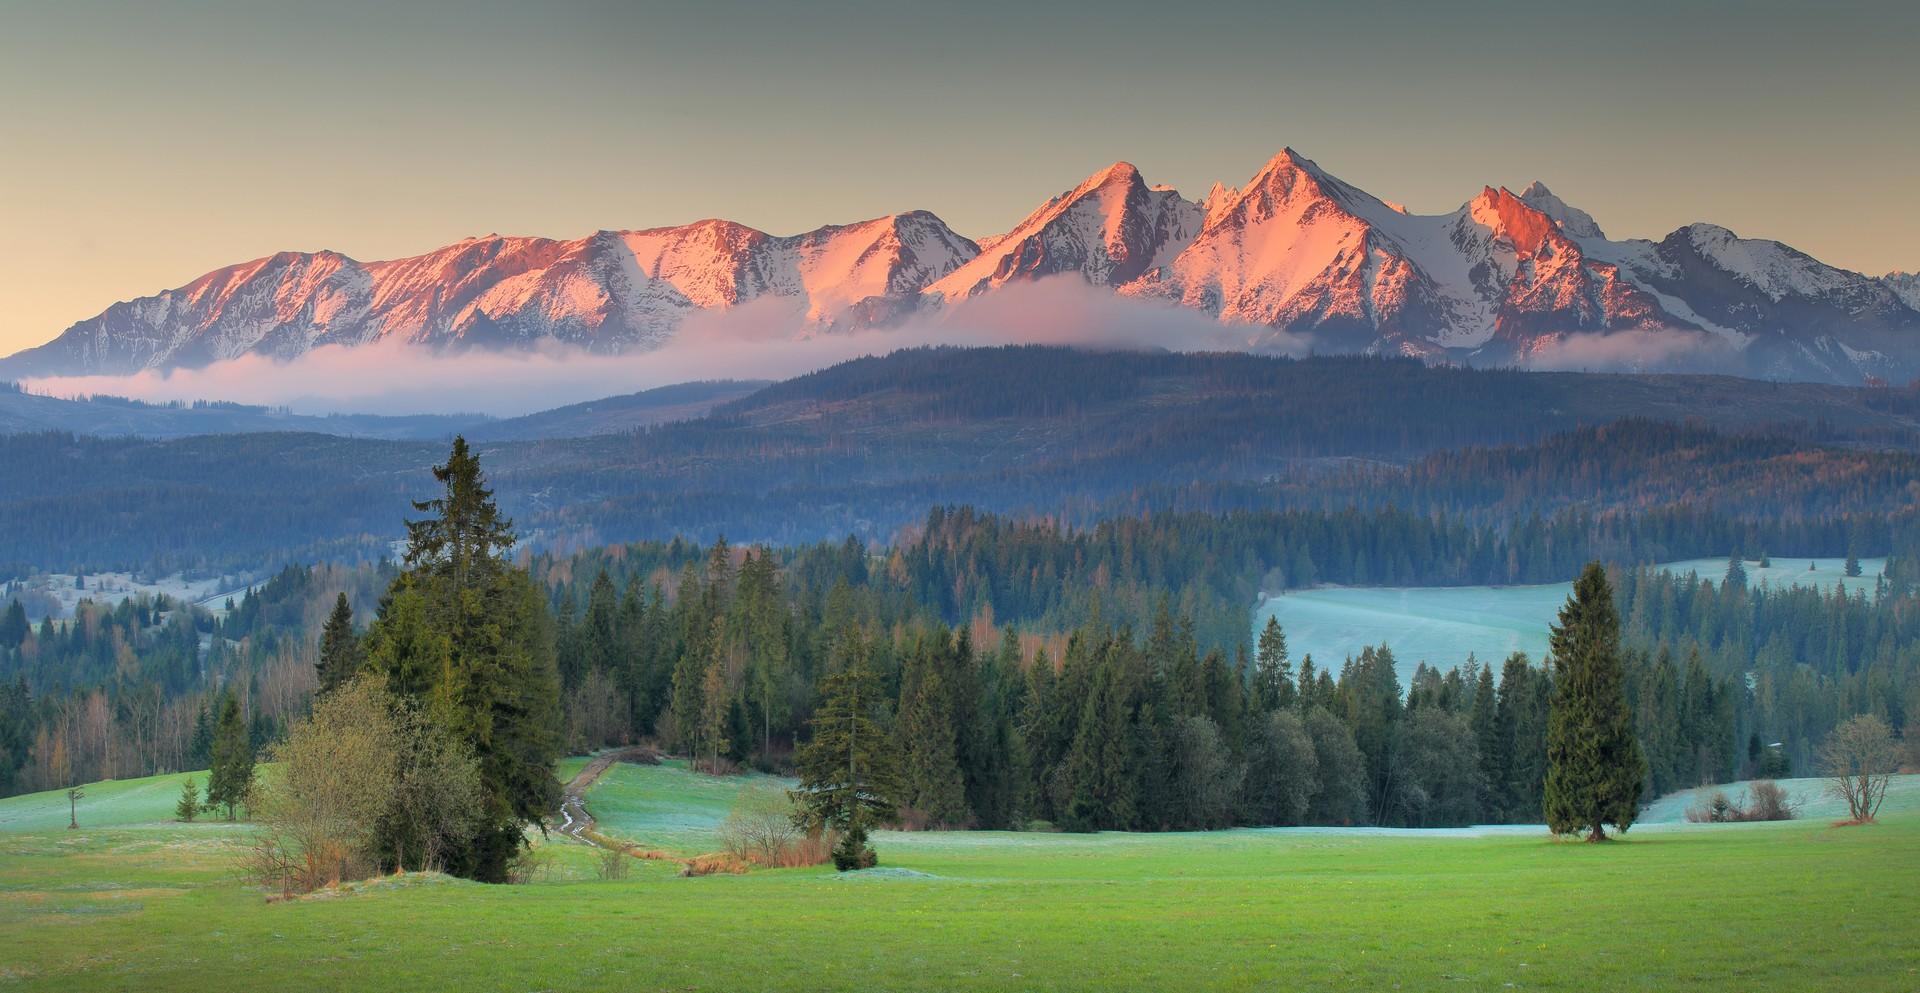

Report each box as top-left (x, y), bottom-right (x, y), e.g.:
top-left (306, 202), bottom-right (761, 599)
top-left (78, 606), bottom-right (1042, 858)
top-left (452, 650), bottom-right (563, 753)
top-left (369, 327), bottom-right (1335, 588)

top-left (924, 162), bottom-right (1200, 303)
top-left (7, 149), bottom-right (1916, 384)
top-left (1119, 150), bottom-right (1676, 359)
top-left (2, 213), bottom-right (977, 376)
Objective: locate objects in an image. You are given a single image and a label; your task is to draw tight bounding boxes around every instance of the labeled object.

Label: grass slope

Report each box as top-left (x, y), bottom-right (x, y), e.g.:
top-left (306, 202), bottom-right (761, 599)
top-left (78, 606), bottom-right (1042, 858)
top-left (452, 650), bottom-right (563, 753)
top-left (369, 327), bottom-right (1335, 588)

top-left (3, 764), bottom-right (1916, 991)
top-left (1257, 557), bottom-right (1885, 679)
top-left (584, 758), bottom-right (794, 855)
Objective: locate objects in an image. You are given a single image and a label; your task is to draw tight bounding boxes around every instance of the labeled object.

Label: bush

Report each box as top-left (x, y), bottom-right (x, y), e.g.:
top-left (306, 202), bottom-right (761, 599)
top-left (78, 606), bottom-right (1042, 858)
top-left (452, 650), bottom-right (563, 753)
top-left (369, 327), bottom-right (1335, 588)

top-left (680, 853), bottom-right (751, 876)
top-left (1684, 781), bottom-right (1799, 823)
top-left (505, 844), bottom-right (558, 885)
top-left (717, 785), bottom-right (827, 867)
top-left (597, 844), bottom-right (633, 881)
top-left (831, 823), bottom-right (877, 871)
top-left (246, 674), bottom-right (483, 895)
top-left (1742, 780), bottom-right (1799, 821)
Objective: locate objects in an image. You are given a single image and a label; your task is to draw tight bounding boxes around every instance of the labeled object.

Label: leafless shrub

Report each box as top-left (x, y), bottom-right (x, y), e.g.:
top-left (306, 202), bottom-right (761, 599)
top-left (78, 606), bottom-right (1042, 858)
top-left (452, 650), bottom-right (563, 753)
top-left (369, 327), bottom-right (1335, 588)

top-left (1742, 780), bottom-right (1800, 821)
top-left (718, 785), bottom-right (827, 867)
top-left (1820, 715), bottom-right (1901, 824)
top-left (691, 755), bottom-right (739, 777)
top-left (597, 844), bottom-right (633, 881)
top-left (679, 852), bottom-right (751, 876)
top-left (1684, 781), bottom-right (1801, 824)
top-left (505, 843), bottom-right (558, 885)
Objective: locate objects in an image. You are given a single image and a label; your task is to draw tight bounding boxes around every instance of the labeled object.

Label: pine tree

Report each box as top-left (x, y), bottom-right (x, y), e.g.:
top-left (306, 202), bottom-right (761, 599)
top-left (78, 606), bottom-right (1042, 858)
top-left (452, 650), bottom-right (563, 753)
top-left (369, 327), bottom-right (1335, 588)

top-left (1253, 617), bottom-right (1294, 712)
top-left (1543, 563), bottom-right (1646, 841)
top-left (187, 701), bottom-right (214, 770)
top-left (0, 599), bottom-right (26, 649)
top-left (174, 778), bottom-right (199, 822)
top-left (1060, 663), bottom-right (1136, 832)
top-left (1469, 663), bottom-right (1500, 818)
top-left (792, 633), bottom-right (897, 870)
top-left (699, 649), bottom-right (730, 773)
top-left (895, 635), bottom-right (969, 826)
top-left (1723, 552), bottom-right (1746, 590)
top-left (204, 689), bottom-right (254, 820)
top-left (1844, 551), bottom-right (1862, 578)
top-left (315, 592), bottom-right (361, 695)
top-left (365, 437), bottom-right (561, 882)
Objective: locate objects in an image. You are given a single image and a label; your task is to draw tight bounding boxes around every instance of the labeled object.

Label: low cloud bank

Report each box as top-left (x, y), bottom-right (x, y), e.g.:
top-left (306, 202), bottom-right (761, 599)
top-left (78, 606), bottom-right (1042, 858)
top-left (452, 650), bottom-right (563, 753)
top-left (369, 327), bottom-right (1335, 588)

top-left (1514, 328), bottom-right (1743, 375)
top-left (23, 279), bottom-right (1280, 417)
top-left (20, 281), bottom-right (1742, 417)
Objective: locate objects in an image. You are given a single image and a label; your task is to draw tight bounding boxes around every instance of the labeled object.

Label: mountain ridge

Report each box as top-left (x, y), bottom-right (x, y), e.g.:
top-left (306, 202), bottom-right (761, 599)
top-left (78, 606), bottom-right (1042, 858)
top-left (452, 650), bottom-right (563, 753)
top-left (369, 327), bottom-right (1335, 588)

top-left (6, 148), bottom-right (1916, 384)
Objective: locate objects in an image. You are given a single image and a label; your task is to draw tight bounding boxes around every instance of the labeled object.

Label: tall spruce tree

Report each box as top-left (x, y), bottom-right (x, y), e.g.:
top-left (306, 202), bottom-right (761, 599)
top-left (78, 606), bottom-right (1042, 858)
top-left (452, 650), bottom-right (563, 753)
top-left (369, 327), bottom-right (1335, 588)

top-left (315, 592), bottom-right (361, 695)
top-left (792, 632), bottom-right (898, 870)
top-left (203, 689), bottom-right (254, 820)
top-left (895, 634), bottom-right (969, 826)
top-left (1543, 563), bottom-right (1646, 841)
top-left (1253, 617), bottom-right (1294, 711)
top-left (365, 436), bottom-right (561, 881)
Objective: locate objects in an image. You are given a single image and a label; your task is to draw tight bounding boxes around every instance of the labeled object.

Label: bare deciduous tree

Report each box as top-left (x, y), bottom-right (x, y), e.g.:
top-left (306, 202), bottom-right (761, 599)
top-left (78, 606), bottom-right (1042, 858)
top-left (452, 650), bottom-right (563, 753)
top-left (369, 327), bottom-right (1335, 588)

top-left (1819, 715), bottom-right (1900, 824)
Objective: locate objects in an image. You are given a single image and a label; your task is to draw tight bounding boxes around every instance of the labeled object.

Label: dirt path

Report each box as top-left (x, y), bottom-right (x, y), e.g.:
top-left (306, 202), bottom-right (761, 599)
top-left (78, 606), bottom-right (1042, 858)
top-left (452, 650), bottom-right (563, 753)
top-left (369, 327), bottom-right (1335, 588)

top-left (553, 747), bottom-right (652, 847)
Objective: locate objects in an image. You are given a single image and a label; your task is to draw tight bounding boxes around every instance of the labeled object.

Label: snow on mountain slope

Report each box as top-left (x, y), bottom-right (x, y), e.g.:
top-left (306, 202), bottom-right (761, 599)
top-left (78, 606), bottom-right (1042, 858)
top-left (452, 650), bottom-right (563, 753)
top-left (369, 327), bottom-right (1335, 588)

top-left (925, 163), bottom-right (1199, 302)
top-left (8, 147), bottom-right (1918, 384)
top-left (5, 214), bottom-right (976, 375)
top-left (1884, 271), bottom-right (1920, 311)
top-left (1545, 200), bottom-right (1920, 380)
top-left (1517, 181), bottom-right (1605, 239)
top-left (1120, 149), bottom-right (1442, 349)
top-left (1122, 151), bottom-right (1675, 355)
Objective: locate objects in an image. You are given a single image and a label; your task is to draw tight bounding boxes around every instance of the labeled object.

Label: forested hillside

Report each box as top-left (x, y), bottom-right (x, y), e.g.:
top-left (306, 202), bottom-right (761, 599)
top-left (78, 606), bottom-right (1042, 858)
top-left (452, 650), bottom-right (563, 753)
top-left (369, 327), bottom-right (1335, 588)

top-left (5, 349), bottom-right (1918, 577)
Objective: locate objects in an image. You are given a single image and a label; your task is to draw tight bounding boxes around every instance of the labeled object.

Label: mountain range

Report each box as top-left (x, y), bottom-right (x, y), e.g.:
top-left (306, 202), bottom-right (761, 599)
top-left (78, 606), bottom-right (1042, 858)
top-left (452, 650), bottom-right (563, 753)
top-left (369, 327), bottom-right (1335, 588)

top-left (5, 149), bottom-right (1915, 384)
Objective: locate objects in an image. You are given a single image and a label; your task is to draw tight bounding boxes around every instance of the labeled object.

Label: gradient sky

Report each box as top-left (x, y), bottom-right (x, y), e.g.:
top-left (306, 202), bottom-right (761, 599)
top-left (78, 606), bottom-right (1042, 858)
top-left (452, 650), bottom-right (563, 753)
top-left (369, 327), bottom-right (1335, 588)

top-left (2, 0), bottom-right (1916, 354)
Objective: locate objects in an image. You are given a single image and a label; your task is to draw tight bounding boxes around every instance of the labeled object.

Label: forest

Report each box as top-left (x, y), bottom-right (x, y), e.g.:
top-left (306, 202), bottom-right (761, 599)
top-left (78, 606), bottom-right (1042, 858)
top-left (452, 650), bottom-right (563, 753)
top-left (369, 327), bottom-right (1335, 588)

top-left (5, 348), bottom-right (1920, 577)
top-left (4, 504), bottom-right (1909, 827)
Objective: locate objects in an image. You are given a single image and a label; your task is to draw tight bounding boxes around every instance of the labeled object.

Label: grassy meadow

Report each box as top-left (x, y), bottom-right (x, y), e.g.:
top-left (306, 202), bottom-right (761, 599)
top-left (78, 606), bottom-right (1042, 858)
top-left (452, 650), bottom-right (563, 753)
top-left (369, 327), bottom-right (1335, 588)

top-left (1, 762), bottom-right (1916, 991)
top-left (1256, 556), bottom-right (1887, 682)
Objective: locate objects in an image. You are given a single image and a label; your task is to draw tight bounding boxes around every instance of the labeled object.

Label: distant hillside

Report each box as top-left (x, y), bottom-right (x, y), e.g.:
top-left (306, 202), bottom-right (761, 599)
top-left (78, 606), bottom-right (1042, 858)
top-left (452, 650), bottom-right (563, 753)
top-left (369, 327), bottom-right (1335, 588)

top-left (465, 380), bottom-right (768, 441)
top-left (2, 347), bottom-right (1917, 575)
top-left (0, 382), bottom-right (484, 440)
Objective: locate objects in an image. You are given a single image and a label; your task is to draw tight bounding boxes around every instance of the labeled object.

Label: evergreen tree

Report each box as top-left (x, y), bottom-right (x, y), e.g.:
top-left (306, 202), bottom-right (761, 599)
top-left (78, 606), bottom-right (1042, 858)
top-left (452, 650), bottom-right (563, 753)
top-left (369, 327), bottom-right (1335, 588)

top-left (315, 592), bottom-right (361, 695)
top-left (174, 777), bottom-right (199, 822)
top-left (0, 599), bottom-right (26, 650)
top-left (1253, 617), bottom-right (1294, 711)
top-left (187, 701), bottom-right (214, 770)
top-left (1469, 663), bottom-right (1500, 817)
top-left (699, 650), bottom-right (730, 773)
top-left (1060, 663), bottom-right (1136, 832)
top-left (1544, 563), bottom-right (1646, 841)
top-left (204, 689), bottom-right (254, 820)
top-left (1844, 551), bottom-right (1862, 578)
top-left (792, 633), bottom-right (897, 870)
top-left (365, 437), bottom-right (561, 881)
top-left (1723, 553), bottom-right (1747, 590)
top-left (895, 635), bottom-right (969, 826)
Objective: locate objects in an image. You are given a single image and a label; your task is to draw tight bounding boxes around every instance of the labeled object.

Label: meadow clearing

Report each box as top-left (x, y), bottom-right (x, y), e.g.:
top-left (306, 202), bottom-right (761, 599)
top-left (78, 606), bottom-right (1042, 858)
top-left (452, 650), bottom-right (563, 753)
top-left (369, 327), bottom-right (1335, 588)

top-left (1256, 557), bottom-right (1887, 685)
top-left (1, 760), bottom-right (1914, 992)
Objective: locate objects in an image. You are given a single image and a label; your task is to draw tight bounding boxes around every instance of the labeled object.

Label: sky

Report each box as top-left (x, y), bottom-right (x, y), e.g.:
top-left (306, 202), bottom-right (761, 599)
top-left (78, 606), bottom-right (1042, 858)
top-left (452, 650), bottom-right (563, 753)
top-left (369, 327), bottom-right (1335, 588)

top-left (2, 0), bottom-right (1916, 356)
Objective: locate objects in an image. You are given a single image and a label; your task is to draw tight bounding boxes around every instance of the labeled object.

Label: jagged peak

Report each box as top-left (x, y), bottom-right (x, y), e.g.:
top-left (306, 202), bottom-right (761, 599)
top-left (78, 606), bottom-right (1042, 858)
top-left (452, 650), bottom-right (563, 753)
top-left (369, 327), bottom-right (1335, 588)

top-left (1516, 181), bottom-right (1606, 240)
top-left (1466, 186), bottom-right (1562, 255)
top-left (1085, 160), bottom-right (1142, 187)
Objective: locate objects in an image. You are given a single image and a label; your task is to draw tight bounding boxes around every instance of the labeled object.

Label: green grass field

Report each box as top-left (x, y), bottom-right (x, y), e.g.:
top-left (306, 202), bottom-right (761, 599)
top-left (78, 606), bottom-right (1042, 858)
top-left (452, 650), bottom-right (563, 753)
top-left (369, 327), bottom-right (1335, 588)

top-left (1257, 557), bottom-right (1886, 681)
top-left (4, 764), bottom-right (1916, 991)
top-left (584, 757), bottom-right (794, 854)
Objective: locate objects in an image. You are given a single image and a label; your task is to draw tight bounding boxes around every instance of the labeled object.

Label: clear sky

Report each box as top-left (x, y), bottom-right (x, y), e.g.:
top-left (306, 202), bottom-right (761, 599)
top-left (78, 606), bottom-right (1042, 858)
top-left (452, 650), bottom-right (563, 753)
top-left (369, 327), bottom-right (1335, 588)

top-left (2, 0), bottom-right (1915, 354)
